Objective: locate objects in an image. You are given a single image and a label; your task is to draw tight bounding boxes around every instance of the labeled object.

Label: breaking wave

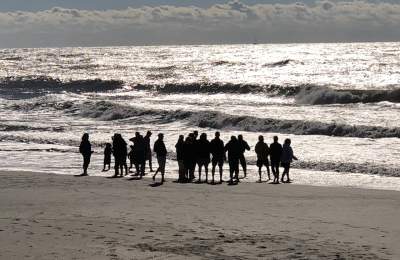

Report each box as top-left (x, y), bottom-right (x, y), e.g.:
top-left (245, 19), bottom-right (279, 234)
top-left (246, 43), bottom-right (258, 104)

top-left (135, 83), bottom-right (400, 105)
top-left (12, 100), bottom-right (399, 138)
top-left (0, 76), bottom-right (124, 99)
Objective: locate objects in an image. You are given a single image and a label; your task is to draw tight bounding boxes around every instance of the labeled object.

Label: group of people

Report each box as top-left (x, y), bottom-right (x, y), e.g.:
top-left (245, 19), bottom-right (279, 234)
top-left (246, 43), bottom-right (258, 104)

top-left (79, 130), bottom-right (298, 184)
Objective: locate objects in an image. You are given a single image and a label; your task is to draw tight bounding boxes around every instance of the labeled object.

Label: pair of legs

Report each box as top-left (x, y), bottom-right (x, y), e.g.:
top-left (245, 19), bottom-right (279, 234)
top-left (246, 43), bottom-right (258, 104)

top-left (146, 152), bottom-right (154, 172)
top-left (135, 162), bottom-right (145, 178)
top-left (281, 162), bottom-right (291, 183)
top-left (228, 159), bottom-right (239, 183)
top-left (103, 157), bottom-right (111, 171)
top-left (153, 156), bottom-right (166, 183)
top-left (211, 158), bottom-right (223, 183)
top-left (257, 159), bottom-right (270, 182)
top-left (271, 160), bottom-right (280, 183)
top-left (239, 154), bottom-right (247, 178)
top-left (82, 155), bottom-right (91, 176)
top-left (184, 161), bottom-right (196, 181)
top-left (197, 159), bottom-right (210, 183)
top-left (177, 160), bottom-right (186, 182)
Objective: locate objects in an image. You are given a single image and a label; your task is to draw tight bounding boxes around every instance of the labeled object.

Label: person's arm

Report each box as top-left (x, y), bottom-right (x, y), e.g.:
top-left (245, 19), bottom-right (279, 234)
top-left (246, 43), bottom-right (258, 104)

top-left (245, 142), bottom-right (250, 151)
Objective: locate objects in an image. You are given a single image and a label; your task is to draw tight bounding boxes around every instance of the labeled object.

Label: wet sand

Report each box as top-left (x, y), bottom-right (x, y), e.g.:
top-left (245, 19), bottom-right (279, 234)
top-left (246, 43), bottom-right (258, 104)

top-left (0, 170), bottom-right (399, 259)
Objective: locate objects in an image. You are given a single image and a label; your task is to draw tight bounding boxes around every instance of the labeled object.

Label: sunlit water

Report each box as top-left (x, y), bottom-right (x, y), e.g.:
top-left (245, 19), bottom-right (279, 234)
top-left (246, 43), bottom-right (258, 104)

top-left (1, 43), bottom-right (400, 191)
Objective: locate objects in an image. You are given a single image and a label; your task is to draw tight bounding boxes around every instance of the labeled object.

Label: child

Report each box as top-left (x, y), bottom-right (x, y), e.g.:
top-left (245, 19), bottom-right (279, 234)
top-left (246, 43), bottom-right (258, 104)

top-left (103, 143), bottom-right (112, 171)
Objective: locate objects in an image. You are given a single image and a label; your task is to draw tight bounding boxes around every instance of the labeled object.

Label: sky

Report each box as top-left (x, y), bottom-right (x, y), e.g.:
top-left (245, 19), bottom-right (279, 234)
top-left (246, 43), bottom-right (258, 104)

top-left (0, 0), bottom-right (400, 48)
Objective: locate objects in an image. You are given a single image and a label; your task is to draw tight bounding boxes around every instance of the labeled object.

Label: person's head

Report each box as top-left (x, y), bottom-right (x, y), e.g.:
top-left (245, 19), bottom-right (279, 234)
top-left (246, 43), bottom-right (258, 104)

top-left (231, 136), bottom-right (237, 141)
top-left (215, 131), bottom-right (220, 138)
top-left (238, 134), bottom-right (243, 141)
top-left (200, 133), bottom-right (207, 140)
top-left (158, 133), bottom-right (164, 141)
top-left (82, 133), bottom-right (89, 142)
top-left (135, 132), bottom-right (140, 138)
top-left (106, 143), bottom-right (111, 148)
top-left (189, 133), bottom-right (195, 139)
top-left (178, 135), bottom-right (184, 141)
top-left (258, 135), bottom-right (264, 142)
top-left (273, 136), bottom-right (279, 143)
top-left (146, 131), bottom-right (152, 137)
top-left (193, 131), bottom-right (199, 138)
top-left (284, 138), bottom-right (291, 145)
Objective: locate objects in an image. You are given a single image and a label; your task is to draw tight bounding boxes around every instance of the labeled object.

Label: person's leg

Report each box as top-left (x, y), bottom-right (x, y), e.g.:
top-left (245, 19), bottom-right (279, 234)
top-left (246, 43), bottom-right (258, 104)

top-left (228, 160), bottom-right (234, 183)
top-left (270, 161), bottom-right (276, 182)
top-left (149, 154), bottom-right (153, 172)
top-left (281, 163), bottom-right (288, 182)
top-left (205, 163), bottom-right (209, 183)
top-left (160, 157), bottom-right (166, 183)
top-left (124, 163), bottom-right (128, 176)
top-left (234, 159), bottom-right (239, 182)
top-left (286, 163), bottom-right (291, 182)
top-left (219, 162), bottom-right (223, 183)
top-left (258, 166), bottom-right (262, 182)
top-left (211, 162), bottom-right (216, 183)
top-left (197, 162), bottom-right (202, 182)
top-left (240, 155), bottom-right (247, 177)
top-left (114, 161), bottom-right (119, 177)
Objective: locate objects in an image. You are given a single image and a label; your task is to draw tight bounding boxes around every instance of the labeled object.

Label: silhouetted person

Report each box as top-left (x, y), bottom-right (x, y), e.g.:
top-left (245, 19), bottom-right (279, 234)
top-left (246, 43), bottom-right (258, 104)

top-left (224, 136), bottom-right (241, 184)
top-left (193, 131), bottom-right (199, 174)
top-left (270, 136), bottom-right (283, 184)
top-left (153, 133), bottom-right (167, 184)
top-left (113, 134), bottom-right (128, 177)
top-left (175, 135), bottom-right (186, 182)
top-left (130, 132), bottom-right (146, 178)
top-left (103, 143), bottom-right (112, 171)
top-left (255, 135), bottom-right (270, 182)
top-left (281, 138), bottom-right (298, 183)
top-left (238, 135), bottom-right (250, 178)
top-left (210, 131), bottom-right (225, 183)
top-left (144, 131), bottom-right (154, 172)
top-left (196, 133), bottom-right (211, 183)
top-left (79, 133), bottom-right (93, 176)
top-left (183, 134), bottom-right (196, 181)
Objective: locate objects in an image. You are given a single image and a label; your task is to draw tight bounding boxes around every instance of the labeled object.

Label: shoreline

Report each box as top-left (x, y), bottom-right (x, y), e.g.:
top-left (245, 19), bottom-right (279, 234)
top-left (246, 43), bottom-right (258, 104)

top-left (1, 170), bottom-right (399, 259)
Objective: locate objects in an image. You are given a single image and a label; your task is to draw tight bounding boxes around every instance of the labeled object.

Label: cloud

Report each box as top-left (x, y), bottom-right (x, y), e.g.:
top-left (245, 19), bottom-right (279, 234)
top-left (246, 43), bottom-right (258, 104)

top-left (1, 1), bottom-right (400, 47)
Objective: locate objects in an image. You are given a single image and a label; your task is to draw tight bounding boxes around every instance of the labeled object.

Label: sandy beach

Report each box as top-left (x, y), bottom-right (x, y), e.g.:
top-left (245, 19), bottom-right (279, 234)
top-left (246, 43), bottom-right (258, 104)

top-left (0, 171), bottom-right (399, 259)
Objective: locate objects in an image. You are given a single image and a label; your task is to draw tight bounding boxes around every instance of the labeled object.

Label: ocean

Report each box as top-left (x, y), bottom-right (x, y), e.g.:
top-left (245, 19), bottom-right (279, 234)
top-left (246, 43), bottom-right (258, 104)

top-left (1, 42), bottom-right (400, 190)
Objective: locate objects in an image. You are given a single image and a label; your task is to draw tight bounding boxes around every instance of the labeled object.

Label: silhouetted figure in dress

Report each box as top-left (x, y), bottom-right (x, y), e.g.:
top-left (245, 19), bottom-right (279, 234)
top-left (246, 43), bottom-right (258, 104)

top-left (270, 136), bottom-right (283, 184)
top-left (224, 136), bottom-right (241, 184)
top-left (113, 134), bottom-right (128, 177)
top-left (103, 143), bottom-right (112, 171)
top-left (130, 132), bottom-right (146, 178)
top-left (79, 133), bottom-right (93, 176)
top-left (153, 133), bottom-right (167, 184)
top-left (238, 135), bottom-right (250, 178)
top-left (255, 135), bottom-right (271, 182)
top-left (196, 133), bottom-right (211, 183)
top-left (144, 131), bottom-right (154, 172)
top-left (210, 132), bottom-right (225, 183)
top-left (183, 134), bottom-right (196, 181)
top-left (281, 138), bottom-right (298, 183)
top-left (175, 135), bottom-right (186, 182)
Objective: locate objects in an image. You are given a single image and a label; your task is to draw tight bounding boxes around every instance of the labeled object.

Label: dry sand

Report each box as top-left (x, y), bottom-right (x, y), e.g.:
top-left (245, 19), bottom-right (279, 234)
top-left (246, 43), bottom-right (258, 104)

top-left (0, 171), bottom-right (399, 260)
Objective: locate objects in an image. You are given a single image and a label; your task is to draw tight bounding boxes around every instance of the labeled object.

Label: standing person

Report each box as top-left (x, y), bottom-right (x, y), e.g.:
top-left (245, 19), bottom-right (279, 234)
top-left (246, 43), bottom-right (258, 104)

top-left (238, 135), bottom-right (250, 178)
top-left (255, 135), bottom-right (271, 182)
top-left (144, 131), bottom-right (154, 172)
top-left (270, 136), bottom-right (283, 184)
top-left (196, 133), bottom-right (211, 183)
top-left (224, 136), bottom-right (241, 184)
top-left (79, 133), bottom-right (93, 176)
top-left (153, 133), bottom-right (167, 183)
top-left (113, 134), bottom-right (128, 177)
top-left (183, 134), bottom-right (196, 181)
top-left (102, 143), bottom-right (112, 171)
top-left (281, 138), bottom-right (298, 183)
top-left (130, 132), bottom-right (146, 178)
top-left (210, 131), bottom-right (225, 184)
top-left (175, 135), bottom-right (186, 182)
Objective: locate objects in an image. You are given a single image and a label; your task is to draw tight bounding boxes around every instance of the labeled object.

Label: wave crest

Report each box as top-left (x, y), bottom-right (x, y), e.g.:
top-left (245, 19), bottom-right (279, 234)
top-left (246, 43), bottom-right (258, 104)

top-left (0, 76), bottom-right (124, 99)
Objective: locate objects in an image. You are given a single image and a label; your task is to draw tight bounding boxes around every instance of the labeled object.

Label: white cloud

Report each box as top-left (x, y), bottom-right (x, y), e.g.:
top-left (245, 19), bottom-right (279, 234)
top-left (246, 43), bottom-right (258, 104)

top-left (1, 1), bottom-right (400, 47)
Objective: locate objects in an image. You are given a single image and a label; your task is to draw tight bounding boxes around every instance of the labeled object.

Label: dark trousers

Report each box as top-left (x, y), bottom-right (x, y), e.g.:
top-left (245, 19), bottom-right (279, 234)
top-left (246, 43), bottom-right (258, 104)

top-left (239, 154), bottom-right (247, 175)
top-left (228, 159), bottom-right (239, 182)
top-left (271, 160), bottom-right (280, 178)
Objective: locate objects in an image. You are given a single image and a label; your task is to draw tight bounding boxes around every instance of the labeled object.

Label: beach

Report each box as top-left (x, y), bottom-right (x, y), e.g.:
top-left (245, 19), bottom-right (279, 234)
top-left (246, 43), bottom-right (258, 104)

top-left (0, 170), bottom-right (399, 259)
